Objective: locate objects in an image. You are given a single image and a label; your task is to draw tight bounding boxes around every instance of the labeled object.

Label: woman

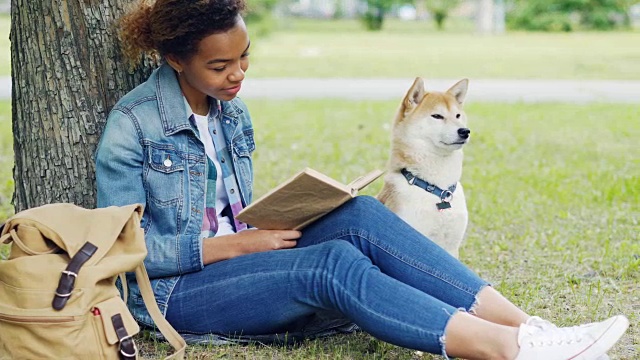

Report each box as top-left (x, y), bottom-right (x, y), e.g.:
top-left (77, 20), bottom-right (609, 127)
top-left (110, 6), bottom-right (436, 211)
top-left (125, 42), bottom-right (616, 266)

top-left (95, 1), bottom-right (628, 359)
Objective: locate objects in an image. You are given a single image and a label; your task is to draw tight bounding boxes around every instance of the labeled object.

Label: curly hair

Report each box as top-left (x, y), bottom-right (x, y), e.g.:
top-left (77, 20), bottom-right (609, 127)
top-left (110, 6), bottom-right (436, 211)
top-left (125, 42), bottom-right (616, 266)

top-left (119, 0), bottom-right (247, 64)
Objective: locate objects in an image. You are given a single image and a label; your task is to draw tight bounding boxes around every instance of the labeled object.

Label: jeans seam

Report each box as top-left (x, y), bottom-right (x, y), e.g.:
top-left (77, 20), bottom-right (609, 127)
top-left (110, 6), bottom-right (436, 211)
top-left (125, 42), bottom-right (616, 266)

top-left (323, 269), bottom-right (447, 351)
top-left (313, 228), bottom-right (480, 297)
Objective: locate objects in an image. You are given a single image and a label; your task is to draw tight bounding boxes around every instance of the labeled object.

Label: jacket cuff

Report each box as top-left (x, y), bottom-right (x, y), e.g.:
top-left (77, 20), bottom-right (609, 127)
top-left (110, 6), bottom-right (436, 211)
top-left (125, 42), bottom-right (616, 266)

top-left (179, 233), bottom-right (204, 274)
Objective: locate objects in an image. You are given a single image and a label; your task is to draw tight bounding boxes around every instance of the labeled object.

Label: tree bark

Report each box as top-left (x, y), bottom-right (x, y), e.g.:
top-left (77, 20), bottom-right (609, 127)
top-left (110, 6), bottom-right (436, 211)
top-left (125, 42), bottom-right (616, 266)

top-left (10, 0), bottom-right (156, 211)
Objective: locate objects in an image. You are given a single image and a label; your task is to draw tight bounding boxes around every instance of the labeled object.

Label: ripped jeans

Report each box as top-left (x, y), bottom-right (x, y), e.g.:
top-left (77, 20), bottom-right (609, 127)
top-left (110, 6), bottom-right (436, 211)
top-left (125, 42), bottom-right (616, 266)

top-left (165, 196), bottom-right (489, 356)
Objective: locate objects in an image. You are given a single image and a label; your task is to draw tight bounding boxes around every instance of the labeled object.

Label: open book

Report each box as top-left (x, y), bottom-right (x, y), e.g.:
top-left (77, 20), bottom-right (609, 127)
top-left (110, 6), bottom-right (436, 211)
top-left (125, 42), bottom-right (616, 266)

top-left (236, 168), bottom-right (384, 230)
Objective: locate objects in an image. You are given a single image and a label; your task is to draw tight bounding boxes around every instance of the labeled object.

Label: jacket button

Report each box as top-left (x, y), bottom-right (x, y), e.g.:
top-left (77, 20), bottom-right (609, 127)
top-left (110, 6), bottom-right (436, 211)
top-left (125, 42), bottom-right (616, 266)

top-left (230, 189), bottom-right (235, 194)
top-left (221, 158), bottom-right (225, 163)
top-left (163, 158), bottom-right (172, 167)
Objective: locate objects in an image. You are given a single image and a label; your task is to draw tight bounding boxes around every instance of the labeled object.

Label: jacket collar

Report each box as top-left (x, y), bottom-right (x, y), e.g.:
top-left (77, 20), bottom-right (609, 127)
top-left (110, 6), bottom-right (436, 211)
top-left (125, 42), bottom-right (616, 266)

top-left (154, 63), bottom-right (243, 136)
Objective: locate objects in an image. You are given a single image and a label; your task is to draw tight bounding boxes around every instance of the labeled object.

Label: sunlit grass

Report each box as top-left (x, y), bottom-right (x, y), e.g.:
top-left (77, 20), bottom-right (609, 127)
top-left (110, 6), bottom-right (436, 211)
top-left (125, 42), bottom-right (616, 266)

top-left (248, 18), bottom-right (640, 80)
top-left (246, 99), bottom-right (639, 359)
top-left (0, 14), bottom-right (8, 76)
top-left (1, 16), bottom-right (640, 79)
top-left (132, 98), bottom-right (639, 358)
top-left (0, 98), bottom-right (637, 357)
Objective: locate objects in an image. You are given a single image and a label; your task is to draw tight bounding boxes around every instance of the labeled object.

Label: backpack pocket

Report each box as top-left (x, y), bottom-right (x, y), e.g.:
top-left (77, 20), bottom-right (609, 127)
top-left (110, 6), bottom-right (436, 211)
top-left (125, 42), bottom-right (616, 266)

top-left (0, 296), bottom-right (140, 359)
top-left (91, 296), bottom-right (141, 359)
top-left (0, 310), bottom-right (97, 358)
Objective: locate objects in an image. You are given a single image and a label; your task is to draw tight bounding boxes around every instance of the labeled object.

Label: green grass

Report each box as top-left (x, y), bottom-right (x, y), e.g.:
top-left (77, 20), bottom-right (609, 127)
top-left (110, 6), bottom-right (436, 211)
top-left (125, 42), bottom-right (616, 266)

top-left (248, 18), bottom-right (640, 80)
top-left (0, 98), bottom-right (638, 358)
top-left (131, 99), bottom-right (639, 358)
top-left (1, 16), bottom-right (640, 79)
top-left (0, 14), bottom-right (9, 77)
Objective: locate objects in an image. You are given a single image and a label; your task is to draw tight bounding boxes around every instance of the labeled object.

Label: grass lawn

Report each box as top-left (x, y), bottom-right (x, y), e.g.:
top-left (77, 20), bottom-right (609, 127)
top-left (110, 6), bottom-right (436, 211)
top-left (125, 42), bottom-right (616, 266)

top-left (1, 16), bottom-right (640, 79)
top-left (147, 99), bottom-right (639, 358)
top-left (252, 18), bottom-right (640, 80)
top-left (0, 14), bottom-right (8, 77)
top-left (5, 99), bottom-right (636, 358)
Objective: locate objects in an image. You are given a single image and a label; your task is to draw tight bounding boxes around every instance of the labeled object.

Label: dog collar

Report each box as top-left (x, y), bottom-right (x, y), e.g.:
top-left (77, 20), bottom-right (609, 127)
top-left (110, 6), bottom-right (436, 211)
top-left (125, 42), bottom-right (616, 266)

top-left (400, 168), bottom-right (457, 210)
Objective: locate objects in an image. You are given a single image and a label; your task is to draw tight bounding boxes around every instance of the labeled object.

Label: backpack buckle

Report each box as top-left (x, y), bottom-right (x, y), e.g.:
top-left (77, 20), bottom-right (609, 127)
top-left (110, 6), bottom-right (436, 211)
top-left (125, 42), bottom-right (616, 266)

top-left (52, 242), bottom-right (98, 310)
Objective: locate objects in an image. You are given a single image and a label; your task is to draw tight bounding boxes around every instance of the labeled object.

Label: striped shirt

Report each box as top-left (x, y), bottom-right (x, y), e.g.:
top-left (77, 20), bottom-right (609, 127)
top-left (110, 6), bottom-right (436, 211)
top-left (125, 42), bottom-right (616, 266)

top-left (186, 98), bottom-right (248, 239)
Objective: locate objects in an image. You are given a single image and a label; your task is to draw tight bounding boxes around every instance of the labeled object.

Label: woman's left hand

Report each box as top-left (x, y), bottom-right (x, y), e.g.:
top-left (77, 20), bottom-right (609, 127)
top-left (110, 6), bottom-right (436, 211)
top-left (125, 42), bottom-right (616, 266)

top-left (202, 229), bottom-right (301, 265)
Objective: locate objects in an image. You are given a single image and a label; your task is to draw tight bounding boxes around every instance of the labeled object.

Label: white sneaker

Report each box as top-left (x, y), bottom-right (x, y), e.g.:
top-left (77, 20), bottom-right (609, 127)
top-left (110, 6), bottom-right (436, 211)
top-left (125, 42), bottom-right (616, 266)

top-left (515, 315), bottom-right (629, 360)
top-left (525, 317), bottom-right (611, 360)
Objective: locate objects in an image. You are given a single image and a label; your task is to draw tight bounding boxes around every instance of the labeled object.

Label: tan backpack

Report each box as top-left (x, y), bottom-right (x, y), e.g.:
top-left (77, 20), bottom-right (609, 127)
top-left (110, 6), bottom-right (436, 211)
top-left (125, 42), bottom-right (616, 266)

top-left (0, 203), bottom-right (186, 359)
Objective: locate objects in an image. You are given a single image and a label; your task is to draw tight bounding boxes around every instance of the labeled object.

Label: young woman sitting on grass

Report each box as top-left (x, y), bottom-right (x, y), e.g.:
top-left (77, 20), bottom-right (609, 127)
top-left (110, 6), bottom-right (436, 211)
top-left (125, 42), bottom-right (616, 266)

top-left (95, 1), bottom-right (629, 359)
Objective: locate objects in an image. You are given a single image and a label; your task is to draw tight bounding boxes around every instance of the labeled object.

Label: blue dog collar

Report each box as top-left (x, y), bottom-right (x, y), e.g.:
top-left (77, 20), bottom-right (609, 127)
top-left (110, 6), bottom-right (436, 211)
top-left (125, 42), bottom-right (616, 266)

top-left (400, 168), bottom-right (457, 209)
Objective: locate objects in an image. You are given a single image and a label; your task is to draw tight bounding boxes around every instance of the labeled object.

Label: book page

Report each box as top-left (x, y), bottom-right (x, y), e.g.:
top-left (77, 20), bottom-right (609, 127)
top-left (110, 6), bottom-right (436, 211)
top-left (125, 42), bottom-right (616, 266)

top-left (348, 169), bottom-right (385, 194)
top-left (236, 168), bottom-right (352, 230)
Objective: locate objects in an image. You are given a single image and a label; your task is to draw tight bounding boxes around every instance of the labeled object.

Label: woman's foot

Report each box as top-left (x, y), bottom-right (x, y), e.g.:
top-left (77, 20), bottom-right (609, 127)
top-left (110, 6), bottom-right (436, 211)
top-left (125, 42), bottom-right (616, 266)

top-left (525, 316), bottom-right (612, 360)
top-left (515, 315), bottom-right (629, 360)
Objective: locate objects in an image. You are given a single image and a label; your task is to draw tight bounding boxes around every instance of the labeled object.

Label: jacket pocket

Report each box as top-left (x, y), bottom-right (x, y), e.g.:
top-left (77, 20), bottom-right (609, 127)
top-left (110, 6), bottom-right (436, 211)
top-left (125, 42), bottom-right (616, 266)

top-left (145, 145), bottom-right (185, 205)
top-left (231, 129), bottom-right (256, 158)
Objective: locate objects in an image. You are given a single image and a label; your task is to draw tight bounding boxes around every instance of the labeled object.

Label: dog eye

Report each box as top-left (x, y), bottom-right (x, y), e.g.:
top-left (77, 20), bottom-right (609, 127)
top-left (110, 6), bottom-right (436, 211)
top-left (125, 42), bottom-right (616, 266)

top-left (431, 114), bottom-right (444, 120)
top-left (456, 114), bottom-right (461, 119)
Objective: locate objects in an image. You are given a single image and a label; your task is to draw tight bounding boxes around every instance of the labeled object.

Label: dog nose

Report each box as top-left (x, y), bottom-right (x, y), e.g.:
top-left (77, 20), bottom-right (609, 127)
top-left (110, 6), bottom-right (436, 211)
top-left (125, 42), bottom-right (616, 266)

top-left (458, 128), bottom-right (471, 139)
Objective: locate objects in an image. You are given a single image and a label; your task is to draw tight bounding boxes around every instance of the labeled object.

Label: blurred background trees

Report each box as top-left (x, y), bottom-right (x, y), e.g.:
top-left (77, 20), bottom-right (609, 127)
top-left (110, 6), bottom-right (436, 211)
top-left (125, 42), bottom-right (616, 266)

top-left (246, 0), bottom-right (281, 35)
top-left (248, 0), bottom-right (638, 33)
top-left (425, 0), bottom-right (462, 30)
top-left (361, 0), bottom-right (397, 30)
top-left (508, 0), bottom-right (633, 31)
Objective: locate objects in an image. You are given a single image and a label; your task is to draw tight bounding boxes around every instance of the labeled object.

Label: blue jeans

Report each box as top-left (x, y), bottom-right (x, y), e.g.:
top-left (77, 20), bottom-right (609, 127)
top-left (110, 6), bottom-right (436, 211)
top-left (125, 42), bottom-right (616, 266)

top-left (165, 196), bottom-right (488, 355)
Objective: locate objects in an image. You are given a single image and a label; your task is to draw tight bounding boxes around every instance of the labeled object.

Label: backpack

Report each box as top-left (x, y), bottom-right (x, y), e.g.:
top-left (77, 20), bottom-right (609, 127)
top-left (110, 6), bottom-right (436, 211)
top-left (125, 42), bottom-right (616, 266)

top-left (0, 203), bottom-right (186, 359)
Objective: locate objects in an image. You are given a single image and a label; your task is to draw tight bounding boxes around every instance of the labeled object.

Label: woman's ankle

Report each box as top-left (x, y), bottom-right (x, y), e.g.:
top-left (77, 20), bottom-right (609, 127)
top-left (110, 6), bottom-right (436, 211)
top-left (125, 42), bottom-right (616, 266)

top-left (443, 312), bottom-right (520, 360)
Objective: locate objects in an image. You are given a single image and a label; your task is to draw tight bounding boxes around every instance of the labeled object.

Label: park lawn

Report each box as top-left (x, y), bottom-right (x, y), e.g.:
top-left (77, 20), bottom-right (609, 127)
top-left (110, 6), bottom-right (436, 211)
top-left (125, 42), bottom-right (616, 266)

top-left (1, 99), bottom-right (639, 358)
top-left (0, 14), bottom-right (8, 77)
top-left (1, 16), bottom-right (640, 79)
top-left (250, 18), bottom-right (640, 80)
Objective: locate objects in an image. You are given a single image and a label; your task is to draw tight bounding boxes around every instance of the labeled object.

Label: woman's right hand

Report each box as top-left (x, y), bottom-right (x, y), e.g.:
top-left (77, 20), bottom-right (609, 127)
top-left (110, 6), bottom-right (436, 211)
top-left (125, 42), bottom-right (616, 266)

top-left (202, 229), bottom-right (301, 265)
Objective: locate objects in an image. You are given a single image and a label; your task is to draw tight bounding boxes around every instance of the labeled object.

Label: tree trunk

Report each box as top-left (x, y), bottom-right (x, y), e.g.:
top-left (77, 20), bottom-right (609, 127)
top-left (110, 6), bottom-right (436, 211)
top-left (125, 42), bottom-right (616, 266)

top-left (10, 0), bottom-right (156, 212)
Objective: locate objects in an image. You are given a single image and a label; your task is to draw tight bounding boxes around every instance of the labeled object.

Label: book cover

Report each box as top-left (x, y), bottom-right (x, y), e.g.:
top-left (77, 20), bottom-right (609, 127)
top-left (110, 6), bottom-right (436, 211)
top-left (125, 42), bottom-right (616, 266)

top-left (236, 168), bottom-right (384, 230)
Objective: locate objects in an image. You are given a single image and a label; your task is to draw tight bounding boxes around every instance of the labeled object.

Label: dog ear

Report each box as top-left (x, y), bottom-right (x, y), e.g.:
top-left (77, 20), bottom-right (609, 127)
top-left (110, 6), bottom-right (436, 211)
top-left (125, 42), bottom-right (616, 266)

top-left (447, 79), bottom-right (469, 105)
top-left (402, 77), bottom-right (425, 116)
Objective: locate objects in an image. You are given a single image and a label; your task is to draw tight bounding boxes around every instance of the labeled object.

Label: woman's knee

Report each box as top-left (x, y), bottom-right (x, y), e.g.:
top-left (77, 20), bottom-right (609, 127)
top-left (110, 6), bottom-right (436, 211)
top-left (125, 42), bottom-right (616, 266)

top-left (314, 241), bottom-right (377, 283)
top-left (339, 196), bottom-right (388, 221)
top-left (316, 240), bottom-right (361, 258)
top-left (312, 240), bottom-right (371, 269)
top-left (346, 195), bottom-right (383, 211)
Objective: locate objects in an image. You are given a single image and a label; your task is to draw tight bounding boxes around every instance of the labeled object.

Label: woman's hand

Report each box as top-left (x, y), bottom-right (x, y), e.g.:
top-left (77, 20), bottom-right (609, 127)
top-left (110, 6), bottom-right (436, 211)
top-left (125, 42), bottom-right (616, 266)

top-left (202, 229), bottom-right (301, 265)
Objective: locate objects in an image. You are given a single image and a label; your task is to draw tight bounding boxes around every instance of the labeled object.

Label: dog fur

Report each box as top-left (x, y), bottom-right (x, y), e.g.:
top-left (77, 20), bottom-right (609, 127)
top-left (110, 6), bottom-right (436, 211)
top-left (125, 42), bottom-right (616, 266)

top-left (378, 78), bottom-right (470, 258)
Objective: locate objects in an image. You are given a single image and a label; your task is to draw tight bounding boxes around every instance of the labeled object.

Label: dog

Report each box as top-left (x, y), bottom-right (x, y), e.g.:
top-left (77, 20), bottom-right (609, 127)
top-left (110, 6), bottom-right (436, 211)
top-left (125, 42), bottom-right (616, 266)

top-left (378, 78), bottom-right (470, 258)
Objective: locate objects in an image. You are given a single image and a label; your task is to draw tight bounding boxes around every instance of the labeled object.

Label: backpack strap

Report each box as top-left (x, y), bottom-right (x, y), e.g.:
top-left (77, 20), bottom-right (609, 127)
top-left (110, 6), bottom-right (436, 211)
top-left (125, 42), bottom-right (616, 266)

top-left (2, 228), bottom-right (58, 256)
top-left (118, 273), bottom-right (129, 302)
top-left (134, 264), bottom-right (186, 360)
top-left (52, 241), bottom-right (98, 310)
top-left (111, 313), bottom-right (137, 359)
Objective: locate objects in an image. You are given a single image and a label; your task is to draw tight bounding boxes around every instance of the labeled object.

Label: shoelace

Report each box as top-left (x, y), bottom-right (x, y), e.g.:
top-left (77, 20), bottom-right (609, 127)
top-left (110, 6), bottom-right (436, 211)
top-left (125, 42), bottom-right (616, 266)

top-left (523, 317), bottom-right (611, 360)
top-left (526, 316), bottom-right (556, 330)
top-left (522, 324), bottom-right (590, 348)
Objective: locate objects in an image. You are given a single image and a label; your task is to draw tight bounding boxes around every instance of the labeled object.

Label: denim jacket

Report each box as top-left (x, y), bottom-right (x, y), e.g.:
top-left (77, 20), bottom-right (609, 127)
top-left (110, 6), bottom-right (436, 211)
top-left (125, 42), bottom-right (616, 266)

top-left (95, 63), bottom-right (255, 327)
top-left (96, 63), bottom-right (357, 343)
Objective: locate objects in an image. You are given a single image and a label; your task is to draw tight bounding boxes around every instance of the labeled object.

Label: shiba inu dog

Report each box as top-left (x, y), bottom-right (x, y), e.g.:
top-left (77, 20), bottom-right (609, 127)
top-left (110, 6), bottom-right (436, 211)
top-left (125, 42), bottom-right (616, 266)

top-left (378, 78), bottom-right (470, 258)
